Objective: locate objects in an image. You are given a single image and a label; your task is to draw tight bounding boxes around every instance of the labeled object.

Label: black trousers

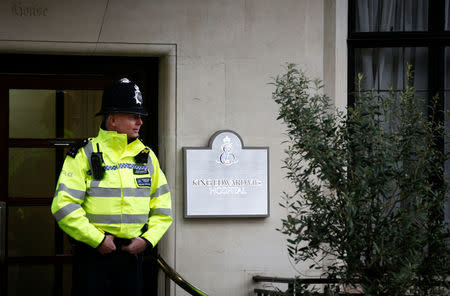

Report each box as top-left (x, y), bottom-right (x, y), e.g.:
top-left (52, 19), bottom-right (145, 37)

top-left (71, 241), bottom-right (143, 296)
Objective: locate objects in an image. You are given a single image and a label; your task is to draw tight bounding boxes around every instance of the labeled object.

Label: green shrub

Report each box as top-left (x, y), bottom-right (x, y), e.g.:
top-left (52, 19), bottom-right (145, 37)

top-left (273, 64), bottom-right (449, 296)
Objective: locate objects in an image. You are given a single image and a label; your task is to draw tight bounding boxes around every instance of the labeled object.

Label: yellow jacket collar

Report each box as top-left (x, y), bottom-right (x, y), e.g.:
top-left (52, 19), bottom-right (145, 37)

top-left (96, 128), bottom-right (145, 163)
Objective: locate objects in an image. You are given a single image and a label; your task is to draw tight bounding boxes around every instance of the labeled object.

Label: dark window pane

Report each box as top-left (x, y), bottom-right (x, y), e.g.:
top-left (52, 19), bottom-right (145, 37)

top-left (8, 265), bottom-right (54, 296)
top-left (354, 48), bottom-right (377, 90)
top-left (407, 47), bottom-right (428, 90)
top-left (9, 89), bottom-right (56, 139)
top-left (9, 148), bottom-right (56, 198)
top-left (355, 47), bottom-right (428, 91)
top-left (63, 90), bottom-right (102, 138)
top-left (8, 206), bottom-right (55, 256)
top-left (355, 0), bottom-right (428, 32)
top-left (378, 48), bottom-right (405, 90)
top-left (9, 89), bottom-right (102, 139)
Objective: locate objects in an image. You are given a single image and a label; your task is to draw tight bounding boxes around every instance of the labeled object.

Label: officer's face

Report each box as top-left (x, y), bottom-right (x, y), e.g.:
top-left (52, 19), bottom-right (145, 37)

top-left (108, 113), bottom-right (143, 139)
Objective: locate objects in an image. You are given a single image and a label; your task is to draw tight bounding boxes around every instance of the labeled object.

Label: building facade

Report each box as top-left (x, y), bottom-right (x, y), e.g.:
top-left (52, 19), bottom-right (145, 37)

top-left (4, 1), bottom-right (447, 296)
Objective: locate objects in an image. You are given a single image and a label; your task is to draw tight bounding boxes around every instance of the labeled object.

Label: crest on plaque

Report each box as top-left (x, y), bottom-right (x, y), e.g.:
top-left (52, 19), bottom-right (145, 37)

top-left (217, 136), bottom-right (238, 166)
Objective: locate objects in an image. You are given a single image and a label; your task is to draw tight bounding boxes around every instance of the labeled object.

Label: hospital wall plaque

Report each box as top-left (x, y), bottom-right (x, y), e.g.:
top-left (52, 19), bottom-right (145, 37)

top-left (183, 130), bottom-right (269, 218)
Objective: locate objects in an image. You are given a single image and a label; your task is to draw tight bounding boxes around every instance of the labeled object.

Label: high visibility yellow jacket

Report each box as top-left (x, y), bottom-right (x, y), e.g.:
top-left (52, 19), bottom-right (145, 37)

top-left (51, 128), bottom-right (172, 248)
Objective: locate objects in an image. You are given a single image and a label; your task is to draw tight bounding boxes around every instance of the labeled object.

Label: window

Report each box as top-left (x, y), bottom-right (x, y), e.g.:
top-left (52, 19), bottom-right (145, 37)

top-left (355, 0), bottom-right (428, 32)
top-left (348, 0), bottom-right (450, 222)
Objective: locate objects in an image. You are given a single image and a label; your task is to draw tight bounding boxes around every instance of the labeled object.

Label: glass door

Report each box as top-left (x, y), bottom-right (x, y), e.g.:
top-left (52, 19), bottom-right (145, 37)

top-left (1, 75), bottom-right (106, 296)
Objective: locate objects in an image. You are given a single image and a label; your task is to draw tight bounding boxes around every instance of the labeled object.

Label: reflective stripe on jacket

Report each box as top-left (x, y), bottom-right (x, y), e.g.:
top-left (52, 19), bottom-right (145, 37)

top-left (51, 128), bottom-right (173, 248)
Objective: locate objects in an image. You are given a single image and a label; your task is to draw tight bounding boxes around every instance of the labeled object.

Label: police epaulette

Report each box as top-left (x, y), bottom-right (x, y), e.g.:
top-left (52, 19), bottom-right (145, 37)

top-left (135, 147), bottom-right (150, 164)
top-left (67, 139), bottom-right (89, 158)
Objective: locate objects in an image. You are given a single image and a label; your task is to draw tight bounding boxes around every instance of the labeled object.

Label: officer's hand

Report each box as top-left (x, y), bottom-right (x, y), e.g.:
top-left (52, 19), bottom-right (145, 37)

top-left (121, 237), bottom-right (147, 255)
top-left (97, 234), bottom-right (116, 254)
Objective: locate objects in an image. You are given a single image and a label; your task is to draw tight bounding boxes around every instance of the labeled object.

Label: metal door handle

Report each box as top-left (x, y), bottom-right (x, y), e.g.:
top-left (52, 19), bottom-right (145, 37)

top-left (49, 140), bottom-right (76, 147)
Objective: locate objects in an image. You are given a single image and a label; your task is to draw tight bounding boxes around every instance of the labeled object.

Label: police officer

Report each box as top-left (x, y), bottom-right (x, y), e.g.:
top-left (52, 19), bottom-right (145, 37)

top-left (51, 78), bottom-right (172, 296)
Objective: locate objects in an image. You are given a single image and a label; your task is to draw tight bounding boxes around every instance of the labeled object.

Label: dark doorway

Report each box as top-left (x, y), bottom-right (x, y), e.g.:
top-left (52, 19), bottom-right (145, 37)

top-left (0, 54), bottom-right (159, 296)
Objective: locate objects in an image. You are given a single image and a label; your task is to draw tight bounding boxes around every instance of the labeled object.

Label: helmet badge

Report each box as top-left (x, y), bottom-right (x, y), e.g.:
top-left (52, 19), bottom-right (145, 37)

top-left (134, 85), bottom-right (143, 105)
top-left (119, 78), bottom-right (142, 106)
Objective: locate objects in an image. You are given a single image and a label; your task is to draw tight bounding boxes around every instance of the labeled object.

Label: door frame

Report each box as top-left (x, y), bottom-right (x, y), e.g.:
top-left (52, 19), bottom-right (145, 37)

top-left (0, 47), bottom-right (177, 295)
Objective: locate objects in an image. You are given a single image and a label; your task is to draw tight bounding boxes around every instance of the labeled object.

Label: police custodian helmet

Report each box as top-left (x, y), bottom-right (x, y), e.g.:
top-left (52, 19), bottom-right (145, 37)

top-left (96, 78), bottom-right (148, 116)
